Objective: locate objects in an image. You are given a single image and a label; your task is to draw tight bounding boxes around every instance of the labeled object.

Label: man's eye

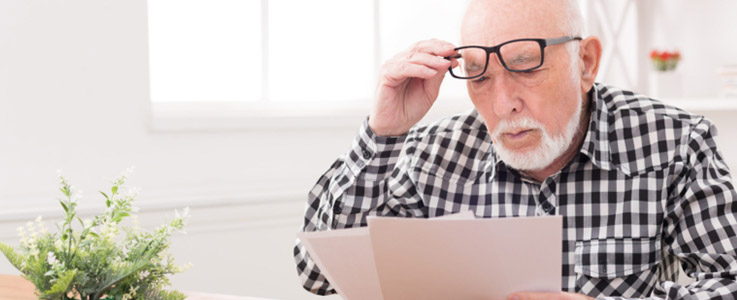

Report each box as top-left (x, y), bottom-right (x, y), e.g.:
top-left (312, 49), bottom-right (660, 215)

top-left (473, 76), bottom-right (488, 83)
top-left (515, 70), bottom-right (541, 77)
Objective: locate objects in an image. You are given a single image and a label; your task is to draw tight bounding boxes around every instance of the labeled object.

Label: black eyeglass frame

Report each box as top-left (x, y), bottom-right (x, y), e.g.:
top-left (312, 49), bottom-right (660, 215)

top-left (445, 36), bottom-right (583, 79)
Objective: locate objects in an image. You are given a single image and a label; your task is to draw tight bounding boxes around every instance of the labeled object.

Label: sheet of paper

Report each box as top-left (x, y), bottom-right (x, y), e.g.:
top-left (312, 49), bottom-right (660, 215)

top-left (367, 215), bottom-right (562, 300)
top-left (297, 211), bottom-right (475, 300)
top-left (298, 227), bottom-right (380, 300)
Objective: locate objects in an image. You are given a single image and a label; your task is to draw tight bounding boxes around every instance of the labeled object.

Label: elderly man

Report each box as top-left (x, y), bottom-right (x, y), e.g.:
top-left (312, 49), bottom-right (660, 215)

top-left (294, 0), bottom-right (737, 299)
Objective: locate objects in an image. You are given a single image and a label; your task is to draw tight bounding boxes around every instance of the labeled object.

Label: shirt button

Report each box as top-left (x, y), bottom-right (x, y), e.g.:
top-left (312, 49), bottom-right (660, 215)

top-left (361, 149), bottom-right (372, 159)
top-left (541, 202), bottom-right (553, 212)
top-left (333, 204), bottom-right (342, 214)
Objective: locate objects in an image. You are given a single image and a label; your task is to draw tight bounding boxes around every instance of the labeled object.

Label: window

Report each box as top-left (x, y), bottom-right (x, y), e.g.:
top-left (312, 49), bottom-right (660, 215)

top-left (148, 0), bottom-right (262, 103)
top-left (147, 0), bottom-right (473, 130)
top-left (147, 0), bottom-right (471, 103)
top-left (583, 0), bottom-right (640, 92)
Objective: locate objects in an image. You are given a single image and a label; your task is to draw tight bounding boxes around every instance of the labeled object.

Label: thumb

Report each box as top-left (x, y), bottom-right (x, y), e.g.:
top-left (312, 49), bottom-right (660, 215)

top-left (508, 291), bottom-right (593, 300)
top-left (423, 66), bottom-right (450, 96)
top-left (507, 291), bottom-right (552, 300)
top-left (425, 57), bottom-right (458, 94)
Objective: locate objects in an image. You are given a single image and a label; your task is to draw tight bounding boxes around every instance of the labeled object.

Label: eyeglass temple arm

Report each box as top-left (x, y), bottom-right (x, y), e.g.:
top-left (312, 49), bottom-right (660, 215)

top-left (546, 36), bottom-right (582, 46)
top-left (443, 53), bottom-right (462, 60)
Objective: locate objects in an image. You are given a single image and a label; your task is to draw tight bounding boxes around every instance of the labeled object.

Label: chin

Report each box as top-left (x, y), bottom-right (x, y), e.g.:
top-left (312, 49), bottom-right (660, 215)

top-left (496, 145), bottom-right (556, 171)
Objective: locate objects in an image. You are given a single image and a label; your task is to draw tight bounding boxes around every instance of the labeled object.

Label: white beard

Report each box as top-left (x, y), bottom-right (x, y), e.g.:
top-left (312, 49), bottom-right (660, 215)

top-left (491, 98), bottom-right (583, 171)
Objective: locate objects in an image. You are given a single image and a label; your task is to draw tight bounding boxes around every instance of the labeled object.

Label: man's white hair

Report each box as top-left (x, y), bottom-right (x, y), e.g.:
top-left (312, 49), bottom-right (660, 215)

top-left (558, 0), bottom-right (586, 38)
top-left (558, 0), bottom-right (586, 79)
top-left (460, 0), bottom-right (587, 78)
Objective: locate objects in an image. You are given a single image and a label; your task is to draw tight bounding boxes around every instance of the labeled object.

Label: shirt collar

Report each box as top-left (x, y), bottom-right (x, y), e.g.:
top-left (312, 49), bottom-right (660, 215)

top-left (578, 83), bottom-right (614, 171)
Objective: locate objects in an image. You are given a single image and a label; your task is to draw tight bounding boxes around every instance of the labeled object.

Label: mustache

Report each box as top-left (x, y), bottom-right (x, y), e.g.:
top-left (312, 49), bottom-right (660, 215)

top-left (491, 117), bottom-right (545, 141)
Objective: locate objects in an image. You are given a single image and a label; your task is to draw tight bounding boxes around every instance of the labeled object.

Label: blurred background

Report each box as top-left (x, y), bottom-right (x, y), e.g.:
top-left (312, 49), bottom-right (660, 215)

top-left (1, 0), bottom-right (736, 299)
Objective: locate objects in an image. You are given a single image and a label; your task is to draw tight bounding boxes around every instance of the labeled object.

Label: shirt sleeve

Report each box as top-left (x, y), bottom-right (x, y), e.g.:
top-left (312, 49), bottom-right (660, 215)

top-left (293, 118), bottom-right (428, 295)
top-left (610, 117), bottom-right (737, 300)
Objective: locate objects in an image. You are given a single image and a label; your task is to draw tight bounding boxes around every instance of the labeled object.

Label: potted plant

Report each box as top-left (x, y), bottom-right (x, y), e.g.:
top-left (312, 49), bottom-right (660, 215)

top-left (650, 49), bottom-right (681, 72)
top-left (649, 49), bottom-right (683, 98)
top-left (0, 169), bottom-right (191, 300)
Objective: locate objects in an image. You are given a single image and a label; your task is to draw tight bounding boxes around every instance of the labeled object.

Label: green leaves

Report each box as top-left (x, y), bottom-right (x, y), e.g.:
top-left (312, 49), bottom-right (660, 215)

top-left (60, 200), bottom-right (69, 214)
top-left (0, 170), bottom-right (191, 300)
top-left (92, 255), bottom-right (155, 300)
top-left (42, 269), bottom-right (77, 299)
top-left (100, 191), bottom-right (111, 208)
top-left (111, 212), bottom-right (130, 224)
top-left (0, 242), bottom-right (23, 271)
top-left (151, 290), bottom-right (187, 300)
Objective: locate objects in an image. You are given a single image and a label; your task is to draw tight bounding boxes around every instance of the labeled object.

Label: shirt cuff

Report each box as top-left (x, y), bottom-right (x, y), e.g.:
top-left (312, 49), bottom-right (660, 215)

top-left (344, 117), bottom-right (408, 176)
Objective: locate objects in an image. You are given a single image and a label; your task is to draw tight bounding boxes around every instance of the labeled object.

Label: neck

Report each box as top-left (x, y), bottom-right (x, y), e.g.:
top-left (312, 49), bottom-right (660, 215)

top-left (522, 95), bottom-right (591, 182)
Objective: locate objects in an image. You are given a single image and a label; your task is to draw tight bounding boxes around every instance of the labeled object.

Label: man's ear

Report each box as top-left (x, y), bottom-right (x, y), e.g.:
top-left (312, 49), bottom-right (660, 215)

top-left (578, 36), bottom-right (602, 93)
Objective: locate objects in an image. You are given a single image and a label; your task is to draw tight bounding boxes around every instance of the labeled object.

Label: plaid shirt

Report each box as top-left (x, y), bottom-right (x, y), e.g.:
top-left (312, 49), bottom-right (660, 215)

top-left (294, 83), bottom-right (737, 299)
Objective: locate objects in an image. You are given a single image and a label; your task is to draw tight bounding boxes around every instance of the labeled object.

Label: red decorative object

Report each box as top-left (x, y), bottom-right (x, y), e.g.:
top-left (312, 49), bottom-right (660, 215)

top-left (650, 49), bottom-right (681, 71)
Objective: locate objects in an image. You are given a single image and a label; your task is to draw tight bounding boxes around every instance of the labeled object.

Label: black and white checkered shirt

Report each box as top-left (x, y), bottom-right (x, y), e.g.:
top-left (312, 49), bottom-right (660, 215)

top-left (294, 83), bottom-right (737, 299)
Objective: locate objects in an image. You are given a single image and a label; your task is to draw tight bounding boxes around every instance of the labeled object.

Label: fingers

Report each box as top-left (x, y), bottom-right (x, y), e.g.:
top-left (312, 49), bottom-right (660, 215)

top-left (507, 291), bottom-right (551, 300)
top-left (383, 58), bottom-right (443, 86)
top-left (379, 39), bottom-right (456, 87)
top-left (409, 52), bottom-right (452, 69)
top-left (412, 39), bottom-right (457, 57)
top-left (369, 39), bottom-right (458, 136)
top-left (507, 291), bottom-right (594, 300)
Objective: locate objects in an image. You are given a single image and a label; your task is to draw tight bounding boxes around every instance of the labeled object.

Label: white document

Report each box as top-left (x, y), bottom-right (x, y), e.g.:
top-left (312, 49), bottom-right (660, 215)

top-left (297, 212), bottom-right (559, 300)
top-left (368, 215), bottom-right (562, 300)
top-left (298, 227), bottom-right (381, 300)
top-left (297, 211), bottom-right (475, 300)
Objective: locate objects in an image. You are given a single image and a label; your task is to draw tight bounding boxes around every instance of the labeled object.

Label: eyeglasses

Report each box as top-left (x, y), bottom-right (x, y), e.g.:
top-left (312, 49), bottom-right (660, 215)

top-left (445, 36), bottom-right (582, 80)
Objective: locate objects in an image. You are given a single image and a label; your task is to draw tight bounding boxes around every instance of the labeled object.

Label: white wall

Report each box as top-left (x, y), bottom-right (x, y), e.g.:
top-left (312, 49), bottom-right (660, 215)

top-left (0, 0), bottom-right (350, 299)
top-left (650, 0), bottom-right (737, 98)
top-left (1, 1), bottom-right (737, 300)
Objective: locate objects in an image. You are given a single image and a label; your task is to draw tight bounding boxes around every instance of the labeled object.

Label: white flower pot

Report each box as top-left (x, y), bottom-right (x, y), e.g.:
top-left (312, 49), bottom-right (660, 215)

top-left (649, 71), bottom-right (682, 100)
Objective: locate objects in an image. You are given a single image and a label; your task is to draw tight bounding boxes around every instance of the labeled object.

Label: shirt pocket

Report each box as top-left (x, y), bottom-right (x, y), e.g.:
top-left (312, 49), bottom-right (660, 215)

top-left (574, 238), bottom-right (661, 298)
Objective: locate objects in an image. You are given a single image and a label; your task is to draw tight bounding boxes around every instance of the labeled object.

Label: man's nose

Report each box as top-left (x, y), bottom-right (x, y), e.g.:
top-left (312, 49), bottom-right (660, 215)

top-left (490, 72), bottom-right (524, 119)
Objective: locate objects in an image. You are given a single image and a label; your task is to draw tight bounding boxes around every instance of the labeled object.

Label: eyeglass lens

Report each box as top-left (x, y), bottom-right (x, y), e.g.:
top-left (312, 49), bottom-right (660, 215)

top-left (451, 40), bottom-right (543, 78)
